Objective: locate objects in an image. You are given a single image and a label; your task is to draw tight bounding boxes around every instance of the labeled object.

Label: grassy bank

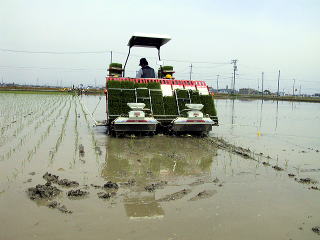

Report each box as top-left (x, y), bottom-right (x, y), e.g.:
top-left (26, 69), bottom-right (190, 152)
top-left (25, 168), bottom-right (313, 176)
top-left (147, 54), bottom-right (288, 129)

top-left (0, 90), bottom-right (72, 95)
top-left (0, 87), bottom-right (104, 95)
top-left (214, 93), bottom-right (320, 103)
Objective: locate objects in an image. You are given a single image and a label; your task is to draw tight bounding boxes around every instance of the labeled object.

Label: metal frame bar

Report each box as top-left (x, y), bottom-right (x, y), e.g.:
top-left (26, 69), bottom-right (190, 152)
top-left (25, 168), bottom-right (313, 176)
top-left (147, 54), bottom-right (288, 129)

top-left (123, 46), bottom-right (131, 77)
top-left (157, 47), bottom-right (164, 78)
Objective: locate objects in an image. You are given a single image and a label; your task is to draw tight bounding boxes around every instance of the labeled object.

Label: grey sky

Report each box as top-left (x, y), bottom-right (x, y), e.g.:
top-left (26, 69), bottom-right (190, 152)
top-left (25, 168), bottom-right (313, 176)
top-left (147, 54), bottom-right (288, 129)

top-left (1, 0), bottom-right (319, 94)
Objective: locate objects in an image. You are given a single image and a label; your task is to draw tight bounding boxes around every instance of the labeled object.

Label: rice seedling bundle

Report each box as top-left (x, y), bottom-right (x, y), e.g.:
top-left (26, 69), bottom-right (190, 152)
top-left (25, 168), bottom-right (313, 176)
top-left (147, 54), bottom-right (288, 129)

top-left (163, 96), bottom-right (178, 116)
top-left (107, 81), bottom-right (216, 117)
top-left (200, 95), bottom-right (217, 116)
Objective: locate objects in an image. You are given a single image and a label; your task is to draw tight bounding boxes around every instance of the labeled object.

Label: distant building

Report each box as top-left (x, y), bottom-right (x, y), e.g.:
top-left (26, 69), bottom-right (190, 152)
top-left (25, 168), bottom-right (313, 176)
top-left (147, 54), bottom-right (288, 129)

top-left (263, 90), bottom-right (272, 95)
top-left (239, 88), bottom-right (259, 95)
top-left (217, 88), bottom-right (234, 94)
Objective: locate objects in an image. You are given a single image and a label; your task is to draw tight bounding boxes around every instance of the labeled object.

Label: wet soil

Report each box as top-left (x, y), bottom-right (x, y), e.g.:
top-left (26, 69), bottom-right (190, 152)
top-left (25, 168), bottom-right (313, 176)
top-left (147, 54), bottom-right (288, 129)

top-left (295, 178), bottom-right (318, 184)
top-left (97, 192), bottom-right (116, 199)
top-left (189, 190), bottom-right (217, 201)
top-left (27, 182), bottom-right (61, 200)
top-left (145, 181), bottom-right (168, 192)
top-left (1, 95), bottom-right (320, 240)
top-left (103, 181), bottom-right (119, 189)
top-left (157, 189), bottom-right (192, 202)
top-left (67, 189), bottom-right (89, 198)
top-left (312, 226), bottom-right (320, 235)
top-left (47, 201), bottom-right (72, 214)
top-left (43, 172), bottom-right (79, 187)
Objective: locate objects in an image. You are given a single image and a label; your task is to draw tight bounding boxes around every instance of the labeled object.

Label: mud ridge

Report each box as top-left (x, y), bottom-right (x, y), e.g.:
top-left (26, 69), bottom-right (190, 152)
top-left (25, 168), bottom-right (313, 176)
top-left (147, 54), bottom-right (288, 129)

top-left (158, 189), bottom-right (191, 202)
top-left (205, 137), bottom-right (254, 160)
top-left (47, 201), bottom-right (72, 214)
top-left (145, 181), bottom-right (167, 192)
top-left (312, 226), bottom-right (320, 235)
top-left (97, 192), bottom-right (116, 199)
top-left (189, 190), bottom-right (217, 201)
top-left (43, 172), bottom-right (79, 187)
top-left (103, 181), bottom-right (119, 189)
top-left (67, 189), bottom-right (89, 198)
top-left (205, 137), bottom-right (320, 191)
top-left (295, 178), bottom-right (317, 184)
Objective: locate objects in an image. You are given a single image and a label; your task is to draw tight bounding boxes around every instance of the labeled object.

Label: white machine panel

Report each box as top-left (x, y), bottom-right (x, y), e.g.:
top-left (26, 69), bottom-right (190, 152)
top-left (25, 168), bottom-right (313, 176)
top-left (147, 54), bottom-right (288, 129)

top-left (197, 87), bottom-right (209, 95)
top-left (161, 84), bottom-right (173, 96)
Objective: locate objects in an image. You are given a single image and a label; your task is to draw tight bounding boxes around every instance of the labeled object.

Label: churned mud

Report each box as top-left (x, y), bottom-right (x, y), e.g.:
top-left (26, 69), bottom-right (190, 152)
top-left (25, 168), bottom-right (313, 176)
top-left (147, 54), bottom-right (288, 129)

top-left (157, 189), bottom-right (192, 202)
top-left (67, 189), bottom-right (89, 198)
top-left (103, 181), bottom-right (119, 189)
top-left (188, 179), bottom-right (205, 186)
top-left (295, 178), bottom-right (318, 184)
top-left (43, 172), bottom-right (79, 187)
top-left (97, 192), bottom-right (112, 199)
top-left (312, 226), bottom-right (320, 235)
top-left (47, 201), bottom-right (72, 214)
top-left (189, 190), bottom-right (217, 201)
top-left (145, 181), bottom-right (168, 192)
top-left (27, 182), bottom-right (61, 200)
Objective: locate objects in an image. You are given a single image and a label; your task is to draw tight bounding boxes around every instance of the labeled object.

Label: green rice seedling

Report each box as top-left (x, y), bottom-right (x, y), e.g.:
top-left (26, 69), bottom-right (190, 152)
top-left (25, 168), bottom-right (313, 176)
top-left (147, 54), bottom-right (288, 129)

top-left (73, 101), bottom-right (79, 166)
top-left (200, 95), bottom-right (217, 116)
top-left (150, 90), bottom-right (165, 115)
top-left (76, 97), bottom-right (101, 161)
top-left (107, 80), bottom-right (122, 88)
top-left (49, 101), bottom-right (72, 162)
top-left (190, 90), bottom-right (201, 104)
top-left (163, 96), bottom-right (179, 116)
top-left (0, 99), bottom-right (67, 162)
top-left (109, 63), bottom-right (122, 69)
top-left (147, 82), bottom-right (161, 89)
top-left (162, 66), bottom-right (174, 71)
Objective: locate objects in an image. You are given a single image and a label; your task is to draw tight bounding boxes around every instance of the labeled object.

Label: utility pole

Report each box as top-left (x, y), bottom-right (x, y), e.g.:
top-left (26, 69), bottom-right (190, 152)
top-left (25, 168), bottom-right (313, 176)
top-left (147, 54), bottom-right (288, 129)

top-left (277, 70), bottom-right (280, 96)
top-left (292, 79), bottom-right (296, 96)
top-left (189, 64), bottom-right (193, 80)
top-left (261, 72), bottom-right (264, 97)
top-left (216, 74), bottom-right (220, 92)
top-left (231, 59), bottom-right (238, 94)
top-left (110, 51), bottom-right (113, 64)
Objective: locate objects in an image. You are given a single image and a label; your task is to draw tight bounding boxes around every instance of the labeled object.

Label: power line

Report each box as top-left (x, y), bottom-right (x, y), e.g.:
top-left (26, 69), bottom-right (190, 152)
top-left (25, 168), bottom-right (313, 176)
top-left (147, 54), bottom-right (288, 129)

top-left (0, 48), bottom-right (109, 54)
top-left (0, 47), bottom-right (230, 65)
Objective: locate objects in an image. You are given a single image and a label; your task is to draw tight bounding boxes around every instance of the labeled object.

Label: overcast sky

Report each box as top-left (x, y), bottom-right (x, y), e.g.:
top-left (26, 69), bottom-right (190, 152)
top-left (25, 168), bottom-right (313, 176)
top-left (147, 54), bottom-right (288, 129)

top-left (1, 0), bottom-right (319, 94)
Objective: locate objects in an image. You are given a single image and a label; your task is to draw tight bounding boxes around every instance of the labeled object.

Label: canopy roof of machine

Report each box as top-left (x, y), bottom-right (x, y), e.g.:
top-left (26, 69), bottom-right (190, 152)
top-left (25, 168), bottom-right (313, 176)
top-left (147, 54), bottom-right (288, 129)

top-left (128, 33), bottom-right (171, 49)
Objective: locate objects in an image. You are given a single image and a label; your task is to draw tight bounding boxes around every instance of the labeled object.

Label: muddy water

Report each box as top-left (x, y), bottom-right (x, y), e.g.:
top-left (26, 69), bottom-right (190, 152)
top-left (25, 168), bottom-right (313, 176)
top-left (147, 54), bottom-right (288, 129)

top-left (0, 93), bottom-right (320, 240)
top-left (212, 99), bottom-right (320, 183)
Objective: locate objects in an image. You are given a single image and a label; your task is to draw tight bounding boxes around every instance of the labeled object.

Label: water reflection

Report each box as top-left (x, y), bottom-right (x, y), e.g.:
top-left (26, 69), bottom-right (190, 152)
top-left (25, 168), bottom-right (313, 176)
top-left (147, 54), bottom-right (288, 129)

top-left (231, 99), bottom-right (235, 127)
top-left (259, 99), bottom-right (263, 130)
top-left (275, 101), bottom-right (279, 131)
top-left (124, 192), bottom-right (164, 219)
top-left (101, 137), bottom-right (217, 181)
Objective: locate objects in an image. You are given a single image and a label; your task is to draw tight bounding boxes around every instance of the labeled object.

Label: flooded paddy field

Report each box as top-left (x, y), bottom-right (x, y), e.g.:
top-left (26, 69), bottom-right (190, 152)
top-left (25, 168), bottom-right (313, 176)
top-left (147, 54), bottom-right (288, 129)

top-left (0, 93), bottom-right (319, 240)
